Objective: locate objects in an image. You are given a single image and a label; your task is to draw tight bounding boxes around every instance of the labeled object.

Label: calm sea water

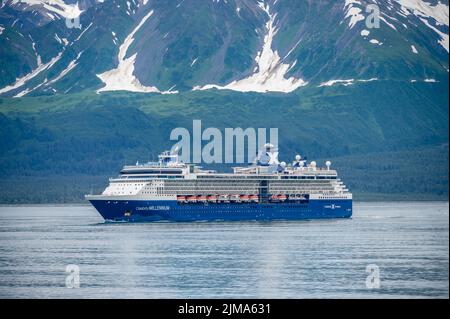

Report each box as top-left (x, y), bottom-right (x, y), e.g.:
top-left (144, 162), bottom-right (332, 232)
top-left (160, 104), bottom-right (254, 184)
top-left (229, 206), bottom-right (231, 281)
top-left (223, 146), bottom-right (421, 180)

top-left (0, 202), bottom-right (448, 299)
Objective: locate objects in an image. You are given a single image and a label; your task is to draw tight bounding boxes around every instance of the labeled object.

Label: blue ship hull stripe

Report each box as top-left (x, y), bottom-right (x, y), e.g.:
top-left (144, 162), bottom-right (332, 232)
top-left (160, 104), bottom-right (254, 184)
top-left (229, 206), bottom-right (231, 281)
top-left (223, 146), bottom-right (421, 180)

top-left (89, 199), bottom-right (353, 222)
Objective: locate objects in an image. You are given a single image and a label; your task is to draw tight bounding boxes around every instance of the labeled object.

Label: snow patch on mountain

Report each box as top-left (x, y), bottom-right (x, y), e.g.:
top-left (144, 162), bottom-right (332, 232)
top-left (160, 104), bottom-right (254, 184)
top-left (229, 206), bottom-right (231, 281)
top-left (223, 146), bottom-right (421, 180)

top-left (10, 0), bottom-right (83, 20)
top-left (47, 51), bottom-right (83, 86)
top-left (418, 16), bottom-right (449, 52)
top-left (361, 29), bottom-right (370, 37)
top-left (75, 22), bottom-right (92, 42)
top-left (396, 0), bottom-right (449, 25)
top-left (344, 0), bottom-right (365, 29)
top-left (396, 0), bottom-right (449, 51)
top-left (411, 78), bottom-right (440, 82)
top-left (370, 39), bottom-right (383, 45)
top-left (284, 38), bottom-right (302, 59)
top-left (319, 78), bottom-right (378, 87)
top-left (319, 79), bottom-right (355, 87)
top-left (380, 15), bottom-right (397, 30)
top-left (0, 51), bottom-right (63, 96)
top-left (344, 0), bottom-right (448, 52)
top-left (30, 39), bottom-right (42, 66)
top-left (14, 82), bottom-right (46, 97)
top-left (112, 31), bottom-right (118, 45)
top-left (97, 10), bottom-right (176, 94)
top-left (193, 2), bottom-right (307, 93)
top-left (54, 33), bottom-right (62, 44)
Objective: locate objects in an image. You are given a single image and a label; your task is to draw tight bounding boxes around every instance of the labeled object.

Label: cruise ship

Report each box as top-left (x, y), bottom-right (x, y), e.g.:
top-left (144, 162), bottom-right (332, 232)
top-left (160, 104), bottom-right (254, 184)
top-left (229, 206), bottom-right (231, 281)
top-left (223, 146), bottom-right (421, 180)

top-left (86, 144), bottom-right (352, 222)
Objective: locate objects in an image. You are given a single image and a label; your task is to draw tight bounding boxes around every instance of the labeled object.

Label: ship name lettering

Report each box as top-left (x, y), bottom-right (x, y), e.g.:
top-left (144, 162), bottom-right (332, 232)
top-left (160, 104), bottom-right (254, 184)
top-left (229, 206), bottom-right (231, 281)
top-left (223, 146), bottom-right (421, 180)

top-left (135, 206), bottom-right (170, 211)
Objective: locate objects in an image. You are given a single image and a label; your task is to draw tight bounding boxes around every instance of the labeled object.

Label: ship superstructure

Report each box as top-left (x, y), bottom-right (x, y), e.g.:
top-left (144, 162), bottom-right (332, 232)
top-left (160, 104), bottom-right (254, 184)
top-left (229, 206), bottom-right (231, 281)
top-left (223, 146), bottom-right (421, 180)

top-left (86, 144), bottom-right (352, 221)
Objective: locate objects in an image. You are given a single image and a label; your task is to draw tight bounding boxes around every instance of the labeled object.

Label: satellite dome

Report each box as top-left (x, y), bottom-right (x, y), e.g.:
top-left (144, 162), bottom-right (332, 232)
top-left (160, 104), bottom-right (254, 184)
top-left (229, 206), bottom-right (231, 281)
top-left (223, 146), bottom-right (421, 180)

top-left (280, 161), bottom-right (286, 167)
top-left (310, 161), bottom-right (317, 167)
top-left (295, 155), bottom-right (301, 161)
top-left (326, 161), bottom-right (331, 167)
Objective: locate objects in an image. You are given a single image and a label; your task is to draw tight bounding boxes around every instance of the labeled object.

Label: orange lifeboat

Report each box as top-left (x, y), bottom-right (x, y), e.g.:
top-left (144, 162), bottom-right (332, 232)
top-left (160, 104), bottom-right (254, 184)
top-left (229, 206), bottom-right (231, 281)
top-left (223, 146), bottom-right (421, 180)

top-left (177, 195), bottom-right (186, 202)
top-left (197, 195), bottom-right (208, 202)
top-left (278, 194), bottom-right (287, 201)
top-left (186, 196), bottom-right (197, 203)
top-left (208, 195), bottom-right (218, 202)
top-left (240, 195), bottom-right (250, 202)
top-left (270, 194), bottom-right (279, 201)
top-left (250, 195), bottom-right (259, 202)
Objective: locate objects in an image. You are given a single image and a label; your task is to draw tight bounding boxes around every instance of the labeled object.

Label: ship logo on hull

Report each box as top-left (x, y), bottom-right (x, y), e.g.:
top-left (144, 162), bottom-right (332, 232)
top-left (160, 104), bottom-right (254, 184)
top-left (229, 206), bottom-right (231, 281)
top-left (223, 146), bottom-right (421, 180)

top-left (324, 204), bottom-right (341, 210)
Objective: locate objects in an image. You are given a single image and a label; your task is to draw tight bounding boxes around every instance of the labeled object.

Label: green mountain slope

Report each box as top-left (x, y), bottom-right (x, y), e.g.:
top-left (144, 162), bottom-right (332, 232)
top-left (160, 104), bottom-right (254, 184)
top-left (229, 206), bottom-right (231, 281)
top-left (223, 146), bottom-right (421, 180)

top-left (0, 81), bottom-right (448, 202)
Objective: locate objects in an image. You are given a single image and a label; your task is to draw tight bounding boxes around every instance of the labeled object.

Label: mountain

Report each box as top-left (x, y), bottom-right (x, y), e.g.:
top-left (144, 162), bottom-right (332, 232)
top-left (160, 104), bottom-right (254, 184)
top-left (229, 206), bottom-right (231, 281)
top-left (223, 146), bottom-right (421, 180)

top-left (0, 0), bottom-right (448, 202)
top-left (0, 0), bottom-right (448, 96)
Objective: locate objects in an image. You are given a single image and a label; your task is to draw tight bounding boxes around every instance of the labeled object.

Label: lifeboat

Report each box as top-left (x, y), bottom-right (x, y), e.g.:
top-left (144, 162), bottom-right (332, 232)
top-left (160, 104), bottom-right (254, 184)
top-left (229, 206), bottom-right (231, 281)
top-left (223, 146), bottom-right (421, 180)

top-left (177, 195), bottom-right (186, 202)
top-left (278, 194), bottom-right (287, 201)
top-left (250, 195), bottom-right (259, 202)
top-left (230, 194), bottom-right (241, 202)
top-left (186, 196), bottom-right (197, 203)
top-left (270, 194), bottom-right (279, 201)
top-left (218, 195), bottom-right (229, 202)
top-left (240, 195), bottom-right (250, 202)
top-left (197, 195), bottom-right (208, 202)
top-left (207, 195), bottom-right (218, 202)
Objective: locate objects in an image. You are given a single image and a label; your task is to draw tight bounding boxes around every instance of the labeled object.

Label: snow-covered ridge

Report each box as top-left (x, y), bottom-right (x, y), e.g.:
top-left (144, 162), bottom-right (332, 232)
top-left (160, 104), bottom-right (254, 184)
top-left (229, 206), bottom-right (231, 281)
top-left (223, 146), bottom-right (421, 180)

top-left (396, 0), bottom-right (449, 26)
top-left (396, 0), bottom-right (449, 52)
top-left (96, 10), bottom-right (177, 94)
top-left (342, 0), bottom-right (449, 53)
top-left (419, 15), bottom-right (449, 52)
top-left (193, 2), bottom-right (307, 93)
top-left (10, 0), bottom-right (83, 19)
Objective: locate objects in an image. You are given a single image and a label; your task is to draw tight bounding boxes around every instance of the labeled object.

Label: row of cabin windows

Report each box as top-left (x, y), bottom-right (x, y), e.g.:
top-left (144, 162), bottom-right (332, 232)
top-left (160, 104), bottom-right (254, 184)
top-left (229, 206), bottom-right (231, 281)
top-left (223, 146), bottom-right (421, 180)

top-left (168, 208), bottom-right (314, 213)
top-left (318, 196), bottom-right (349, 199)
